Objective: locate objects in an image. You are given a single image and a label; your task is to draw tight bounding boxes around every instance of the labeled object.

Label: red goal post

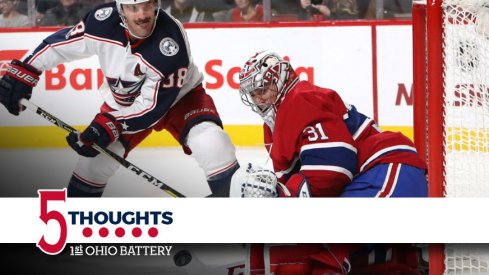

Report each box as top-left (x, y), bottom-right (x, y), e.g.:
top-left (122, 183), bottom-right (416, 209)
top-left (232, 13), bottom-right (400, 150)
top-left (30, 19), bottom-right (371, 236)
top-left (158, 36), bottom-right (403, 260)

top-left (413, 0), bottom-right (489, 274)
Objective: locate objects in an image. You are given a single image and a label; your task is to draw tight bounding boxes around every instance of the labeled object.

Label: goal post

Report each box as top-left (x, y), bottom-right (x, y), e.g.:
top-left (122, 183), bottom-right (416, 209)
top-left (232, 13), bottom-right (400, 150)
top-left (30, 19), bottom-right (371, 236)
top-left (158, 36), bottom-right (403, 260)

top-left (413, 0), bottom-right (489, 274)
top-left (413, 0), bottom-right (444, 198)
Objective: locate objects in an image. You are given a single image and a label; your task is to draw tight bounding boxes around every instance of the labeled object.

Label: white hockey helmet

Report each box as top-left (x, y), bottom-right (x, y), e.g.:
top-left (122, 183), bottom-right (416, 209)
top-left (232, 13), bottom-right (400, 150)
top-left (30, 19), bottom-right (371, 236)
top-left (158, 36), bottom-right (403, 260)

top-left (115, 0), bottom-right (161, 40)
top-left (239, 51), bottom-right (298, 130)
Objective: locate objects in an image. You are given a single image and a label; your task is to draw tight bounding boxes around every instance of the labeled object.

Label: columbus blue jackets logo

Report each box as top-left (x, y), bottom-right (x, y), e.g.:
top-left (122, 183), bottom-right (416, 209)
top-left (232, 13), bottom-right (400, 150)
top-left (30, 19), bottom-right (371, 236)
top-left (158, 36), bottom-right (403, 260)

top-left (95, 7), bottom-right (113, 21)
top-left (159, 38), bottom-right (179, 56)
top-left (107, 77), bottom-right (146, 106)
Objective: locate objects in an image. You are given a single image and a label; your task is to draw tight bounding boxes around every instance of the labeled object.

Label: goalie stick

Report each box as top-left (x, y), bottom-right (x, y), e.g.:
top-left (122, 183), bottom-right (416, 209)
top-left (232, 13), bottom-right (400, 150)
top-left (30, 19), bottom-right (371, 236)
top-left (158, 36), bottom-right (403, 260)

top-left (20, 98), bottom-right (185, 198)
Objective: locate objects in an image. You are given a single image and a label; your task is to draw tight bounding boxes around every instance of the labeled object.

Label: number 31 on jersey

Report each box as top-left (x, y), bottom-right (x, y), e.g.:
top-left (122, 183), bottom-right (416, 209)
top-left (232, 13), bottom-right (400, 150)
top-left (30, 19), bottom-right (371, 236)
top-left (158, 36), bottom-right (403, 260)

top-left (303, 122), bottom-right (329, 142)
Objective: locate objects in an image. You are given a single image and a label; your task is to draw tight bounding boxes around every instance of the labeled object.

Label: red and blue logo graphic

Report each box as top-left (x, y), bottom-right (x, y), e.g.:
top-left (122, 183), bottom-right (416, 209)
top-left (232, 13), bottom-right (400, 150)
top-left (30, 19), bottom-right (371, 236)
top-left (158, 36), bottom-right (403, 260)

top-left (36, 189), bottom-right (174, 255)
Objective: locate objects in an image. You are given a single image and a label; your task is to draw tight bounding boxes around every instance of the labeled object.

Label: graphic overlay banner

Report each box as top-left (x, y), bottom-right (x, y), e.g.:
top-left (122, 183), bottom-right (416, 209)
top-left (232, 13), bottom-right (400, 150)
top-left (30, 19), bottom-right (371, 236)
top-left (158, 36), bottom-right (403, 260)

top-left (1, 195), bottom-right (489, 245)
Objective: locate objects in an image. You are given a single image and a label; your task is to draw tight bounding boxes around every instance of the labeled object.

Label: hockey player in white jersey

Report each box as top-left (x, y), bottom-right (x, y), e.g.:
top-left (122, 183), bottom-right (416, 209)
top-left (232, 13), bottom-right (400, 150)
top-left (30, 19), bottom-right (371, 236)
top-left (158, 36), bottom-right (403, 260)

top-left (0, 0), bottom-right (238, 197)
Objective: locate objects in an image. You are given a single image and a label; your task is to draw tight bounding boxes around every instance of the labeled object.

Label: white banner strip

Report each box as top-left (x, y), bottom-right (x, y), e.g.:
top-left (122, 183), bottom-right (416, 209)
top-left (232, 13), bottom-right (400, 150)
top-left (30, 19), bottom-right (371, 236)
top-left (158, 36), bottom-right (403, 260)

top-left (1, 197), bottom-right (488, 244)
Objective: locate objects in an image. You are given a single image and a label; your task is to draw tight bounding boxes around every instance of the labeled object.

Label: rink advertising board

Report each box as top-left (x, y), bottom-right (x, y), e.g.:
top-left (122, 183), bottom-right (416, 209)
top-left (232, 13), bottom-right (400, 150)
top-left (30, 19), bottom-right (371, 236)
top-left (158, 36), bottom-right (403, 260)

top-left (0, 21), bottom-right (414, 148)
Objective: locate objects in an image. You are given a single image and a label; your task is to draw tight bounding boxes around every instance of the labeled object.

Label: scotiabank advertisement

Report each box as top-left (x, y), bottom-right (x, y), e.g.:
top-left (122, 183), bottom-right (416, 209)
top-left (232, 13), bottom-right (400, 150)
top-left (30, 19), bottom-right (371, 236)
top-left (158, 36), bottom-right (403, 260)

top-left (0, 22), bottom-right (478, 274)
top-left (0, 24), bottom-right (416, 131)
top-left (0, 23), bottom-right (417, 189)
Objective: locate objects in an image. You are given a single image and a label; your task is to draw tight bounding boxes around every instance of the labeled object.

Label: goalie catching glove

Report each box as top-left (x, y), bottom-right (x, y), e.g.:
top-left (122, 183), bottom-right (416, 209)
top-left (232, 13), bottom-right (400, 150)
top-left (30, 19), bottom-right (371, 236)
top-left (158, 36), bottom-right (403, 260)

top-left (230, 163), bottom-right (279, 198)
top-left (66, 113), bottom-right (122, 158)
top-left (0, 59), bottom-right (41, 115)
top-left (229, 163), bottom-right (312, 198)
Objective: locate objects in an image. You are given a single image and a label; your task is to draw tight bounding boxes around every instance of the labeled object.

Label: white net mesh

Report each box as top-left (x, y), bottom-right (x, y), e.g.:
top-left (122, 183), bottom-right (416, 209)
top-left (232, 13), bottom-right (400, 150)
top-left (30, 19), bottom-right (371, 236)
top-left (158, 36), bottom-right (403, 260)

top-left (441, 1), bottom-right (489, 274)
top-left (444, 244), bottom-right (489, 275)
top-left (442, 0), bottom-right (489, 197)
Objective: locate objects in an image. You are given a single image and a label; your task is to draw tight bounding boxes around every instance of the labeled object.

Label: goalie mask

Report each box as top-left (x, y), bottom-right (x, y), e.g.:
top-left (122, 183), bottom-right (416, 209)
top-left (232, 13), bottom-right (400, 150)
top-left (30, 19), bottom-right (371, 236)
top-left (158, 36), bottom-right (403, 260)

top-left (115, 0), bottom-right (161, 40)
top-left (239, 51), bottom-right (298, 130)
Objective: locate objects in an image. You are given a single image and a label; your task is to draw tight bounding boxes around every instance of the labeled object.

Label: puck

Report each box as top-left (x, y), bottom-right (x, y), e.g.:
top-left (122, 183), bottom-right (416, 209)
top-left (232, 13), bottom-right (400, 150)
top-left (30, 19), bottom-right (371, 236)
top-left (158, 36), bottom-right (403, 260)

top-left (174, 250), bottom-right (192, 267)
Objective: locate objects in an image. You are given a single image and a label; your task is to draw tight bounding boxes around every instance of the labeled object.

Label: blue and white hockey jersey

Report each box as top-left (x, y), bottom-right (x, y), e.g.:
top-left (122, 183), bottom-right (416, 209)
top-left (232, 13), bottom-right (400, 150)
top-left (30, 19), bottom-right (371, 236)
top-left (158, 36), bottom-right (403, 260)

top-left (24, 2), bottom-right (203, 134)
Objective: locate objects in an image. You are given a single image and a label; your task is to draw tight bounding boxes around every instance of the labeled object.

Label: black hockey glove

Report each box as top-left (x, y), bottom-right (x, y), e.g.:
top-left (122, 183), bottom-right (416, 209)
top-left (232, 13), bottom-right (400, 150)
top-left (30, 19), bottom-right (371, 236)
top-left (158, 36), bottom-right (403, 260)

top-left (66, 113), bottom-right (123, 158)
top-left (0, 59), bottom-right (41, 115)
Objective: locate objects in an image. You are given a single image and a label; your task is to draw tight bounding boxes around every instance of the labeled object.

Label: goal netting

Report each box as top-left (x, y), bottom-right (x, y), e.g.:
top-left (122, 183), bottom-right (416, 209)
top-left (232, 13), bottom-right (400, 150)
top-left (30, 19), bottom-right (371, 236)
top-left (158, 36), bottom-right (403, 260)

top-left (413, 0), bottom-right (489, 274)
top-left (442, 0), bottom-right (489, 197)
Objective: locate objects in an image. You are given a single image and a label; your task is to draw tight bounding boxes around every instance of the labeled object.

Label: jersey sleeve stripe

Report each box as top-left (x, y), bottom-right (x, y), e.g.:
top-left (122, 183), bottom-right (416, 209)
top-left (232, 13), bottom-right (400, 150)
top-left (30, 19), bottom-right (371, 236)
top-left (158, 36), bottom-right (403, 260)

top-left (360, 145), bottom-right (418, 172)
top-left (300, 142), bottom-right (357, 154)
top-left (85, 33), bottom-right (124, 47)
top-left (375, 163), bottom-right (402, 197)
top-left (49, 36), bottom-right (85, 47)
top-left (25, 28), bottom-right (73, 64)
top-left (275, 156), bottom-right (300, 178)
top-left (352, 118), bottom-right (373, 141)
top-left (300, 147), bottom-right (357, 177)
top-left (300, 165), bottom-right (354, 180)
top-left (26, 45), bottom-right (50, 65)
top-left (26, 36), bottom-right (85, 66)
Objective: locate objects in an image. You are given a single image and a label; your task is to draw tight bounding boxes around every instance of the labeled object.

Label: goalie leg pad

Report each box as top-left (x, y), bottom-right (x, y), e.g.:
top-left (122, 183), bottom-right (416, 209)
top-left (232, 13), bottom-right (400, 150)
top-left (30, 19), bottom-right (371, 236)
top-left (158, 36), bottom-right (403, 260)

top-left (69, 141), bottom-right (124, 196)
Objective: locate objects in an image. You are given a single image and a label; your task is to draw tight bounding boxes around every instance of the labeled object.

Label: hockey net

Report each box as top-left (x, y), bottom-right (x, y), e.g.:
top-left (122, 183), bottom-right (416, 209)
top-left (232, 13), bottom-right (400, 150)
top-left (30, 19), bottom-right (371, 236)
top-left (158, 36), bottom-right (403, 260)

top-left (413, 0), bottom-right (489, 274)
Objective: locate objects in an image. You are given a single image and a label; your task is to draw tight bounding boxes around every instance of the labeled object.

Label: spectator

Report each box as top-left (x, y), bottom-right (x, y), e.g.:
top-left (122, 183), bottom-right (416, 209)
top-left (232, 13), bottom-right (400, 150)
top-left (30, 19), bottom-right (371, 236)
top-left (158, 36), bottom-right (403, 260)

top-left (298, 0), bottom-right (331, 21)
top-left (212, 0), bottom-right (263, 22)
top-left (235, 0), bottom-right (263, 21)
top-left (226, 0), bottom-right (263, 22)
top-left (272, 0), bottom-right (299, 15)
top-left (299, 0), bottom-right (359, 21)
top-left (271, 0), bottom-right (300, 19)
top-left (164, 0), bottom-right (212, 23)
top-left (35, 0), bottom-right (58, 25)
top-left (384, 0), bottom-right (412, 18)
top-left (329, 0), bottom-right (359, 19)
top-left (0, 0), bottom-right (30, 27)
top-left (39, 0), bottom-right (90, 26)
top-left (195, 0), bottom-right (234, 16)
top-left (363, 0), bottom-right (412, 19)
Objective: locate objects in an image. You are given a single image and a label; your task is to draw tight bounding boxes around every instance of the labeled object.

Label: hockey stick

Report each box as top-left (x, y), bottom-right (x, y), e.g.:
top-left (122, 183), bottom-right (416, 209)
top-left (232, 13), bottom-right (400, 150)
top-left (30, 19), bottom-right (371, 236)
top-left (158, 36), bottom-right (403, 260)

top-left (19, 98), bottom-right (185, 198)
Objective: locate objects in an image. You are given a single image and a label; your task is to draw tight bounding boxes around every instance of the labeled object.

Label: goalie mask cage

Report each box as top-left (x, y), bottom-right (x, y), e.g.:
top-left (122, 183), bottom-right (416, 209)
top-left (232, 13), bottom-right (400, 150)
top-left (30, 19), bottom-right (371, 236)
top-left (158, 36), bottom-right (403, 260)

top-left (413, 0), bottom-right (489, 274)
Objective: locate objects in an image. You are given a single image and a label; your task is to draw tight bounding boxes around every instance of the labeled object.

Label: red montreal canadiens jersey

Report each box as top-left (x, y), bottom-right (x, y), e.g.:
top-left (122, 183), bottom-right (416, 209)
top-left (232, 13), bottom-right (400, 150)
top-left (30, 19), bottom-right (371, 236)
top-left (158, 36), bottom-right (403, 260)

top-left (264, 80), bottom-right (426, 197)
top-left (23, 2), bottom-right (202, 134)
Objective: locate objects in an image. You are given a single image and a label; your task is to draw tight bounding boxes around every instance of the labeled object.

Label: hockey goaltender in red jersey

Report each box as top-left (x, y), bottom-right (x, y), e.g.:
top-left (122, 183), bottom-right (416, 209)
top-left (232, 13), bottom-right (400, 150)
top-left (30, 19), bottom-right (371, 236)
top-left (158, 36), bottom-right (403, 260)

top-left (237, 50), bottom-right (428, 198)
top-left (231, 51), bottom-right (429, 274)
top-left (0, 0), bottom-right (239, 197)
